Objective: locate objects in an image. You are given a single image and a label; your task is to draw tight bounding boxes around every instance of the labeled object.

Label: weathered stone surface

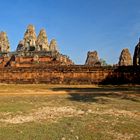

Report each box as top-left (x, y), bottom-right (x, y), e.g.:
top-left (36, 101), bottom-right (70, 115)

top-left (49, 39), bottom-right (58, 52)
top-left (16, 40), bottom-right (24, 52)
top-left (133, 39), bottom-right (140, 66)
top-left (57, 54), bottom-right (74, 65)
top-left (23, 24), bottom-right (37, 51)
top-left (0, 32), bottom-right (10, 52)
top-left (85, 51), bottom-right (101, 66)
top-left (0, 66), bottom-right (139, 84)
top-left (33, 54), bottom-right (39, 62)
top-left (36, 29), bottom-right (49, 51)
top-left (118, 48), bottom-right (132, 66)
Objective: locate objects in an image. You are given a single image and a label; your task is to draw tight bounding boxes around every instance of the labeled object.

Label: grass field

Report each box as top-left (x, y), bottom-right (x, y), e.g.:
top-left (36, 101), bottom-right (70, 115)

top-left (0, 84), bottom-right (139, 140)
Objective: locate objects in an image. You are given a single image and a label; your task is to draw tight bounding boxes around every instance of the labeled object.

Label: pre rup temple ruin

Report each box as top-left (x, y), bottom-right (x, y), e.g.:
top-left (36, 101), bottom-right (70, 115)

top-left (0, 24), bottom-right (139, 84)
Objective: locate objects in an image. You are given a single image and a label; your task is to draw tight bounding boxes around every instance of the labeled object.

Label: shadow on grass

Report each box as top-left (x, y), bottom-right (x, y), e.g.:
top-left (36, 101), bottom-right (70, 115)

top-left (68, 93), bottom-right (111, 104)
top-left (50, 86), bottom-right (140, 103)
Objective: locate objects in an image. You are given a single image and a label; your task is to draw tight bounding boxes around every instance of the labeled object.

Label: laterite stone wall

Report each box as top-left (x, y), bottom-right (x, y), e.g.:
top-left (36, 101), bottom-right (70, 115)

top-left (0, 65), bottom-right (139, 84)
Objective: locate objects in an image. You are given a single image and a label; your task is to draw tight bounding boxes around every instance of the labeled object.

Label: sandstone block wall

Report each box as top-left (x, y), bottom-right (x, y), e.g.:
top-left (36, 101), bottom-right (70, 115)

top-left (0, 66), bottom-right (139, 84)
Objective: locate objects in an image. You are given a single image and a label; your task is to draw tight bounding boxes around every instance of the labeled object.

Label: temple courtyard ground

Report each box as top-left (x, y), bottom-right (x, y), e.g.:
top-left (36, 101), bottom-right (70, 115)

top-left (0, 84), bottom-right (139, 140)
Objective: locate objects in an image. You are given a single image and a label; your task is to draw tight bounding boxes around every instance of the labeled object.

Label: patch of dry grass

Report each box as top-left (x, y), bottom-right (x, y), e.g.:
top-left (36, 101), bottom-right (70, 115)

top-left (0, 84), bottom-right (139, 140)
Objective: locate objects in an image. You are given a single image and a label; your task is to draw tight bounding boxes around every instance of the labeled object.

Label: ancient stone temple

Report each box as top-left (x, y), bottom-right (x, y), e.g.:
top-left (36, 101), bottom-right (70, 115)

top-left (17, 25), bottom-right (59, 53)
top-left (0, 26), bottom-right (140, 85)
top-left (0, 24), bottom-right (74, 67)
top-left (118, 48), bottom-right (132, 66)
top-left (17, 24), bottom-right (37, 52)
top-left (49, 39), bottom-right (58, 52)
top-left (0, 32), bottom-right (10, 53)
top-left (133, 39), bottom-right (140, 66)
top-left (36, 29), bottom-right (49, 51)
top-left (24, 24), bottom-right (37, 51)
top-left (85, 51), bottom-right (101, 66)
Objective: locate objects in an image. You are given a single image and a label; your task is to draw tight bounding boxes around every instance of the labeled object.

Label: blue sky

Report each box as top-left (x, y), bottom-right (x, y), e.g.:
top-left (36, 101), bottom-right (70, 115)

top-left (0, 0), bottom-right (140, 64)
